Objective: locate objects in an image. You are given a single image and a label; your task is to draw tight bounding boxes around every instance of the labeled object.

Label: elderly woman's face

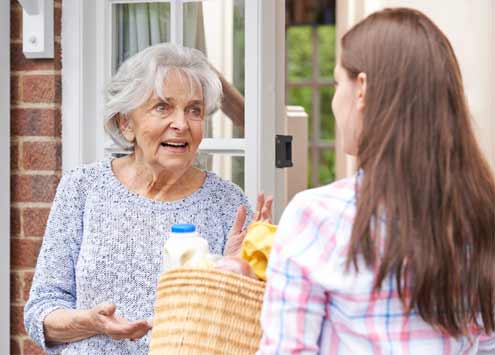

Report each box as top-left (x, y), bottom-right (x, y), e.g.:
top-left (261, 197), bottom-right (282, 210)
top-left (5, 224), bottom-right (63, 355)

top-left (125, 70), bottom-right (205, 172)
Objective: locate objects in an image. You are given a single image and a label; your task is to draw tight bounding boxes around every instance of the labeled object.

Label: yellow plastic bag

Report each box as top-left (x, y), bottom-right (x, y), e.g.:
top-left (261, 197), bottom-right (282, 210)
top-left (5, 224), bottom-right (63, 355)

top-left (241, 221), bottom-right (277, 281)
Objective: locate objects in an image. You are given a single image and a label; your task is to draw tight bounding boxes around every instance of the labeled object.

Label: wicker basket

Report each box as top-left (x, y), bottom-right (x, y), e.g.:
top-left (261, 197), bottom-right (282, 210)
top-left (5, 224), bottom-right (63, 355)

top-left (149, 268), bottom-right (266, 355)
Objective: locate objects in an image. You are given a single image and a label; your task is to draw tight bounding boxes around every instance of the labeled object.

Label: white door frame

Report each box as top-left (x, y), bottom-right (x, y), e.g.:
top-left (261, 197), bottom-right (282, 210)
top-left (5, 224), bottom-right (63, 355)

top-left (62, 0), bottom-right (286, 219)
top-left (0, 0), bottom-right (11, 353)
top-left (245, 0), bottom-right (286, 220)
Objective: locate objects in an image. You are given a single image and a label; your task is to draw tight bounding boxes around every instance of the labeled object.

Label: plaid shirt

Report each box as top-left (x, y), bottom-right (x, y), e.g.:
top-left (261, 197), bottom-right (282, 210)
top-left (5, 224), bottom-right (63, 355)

top-left (257, 175), bottom-right (494, 355)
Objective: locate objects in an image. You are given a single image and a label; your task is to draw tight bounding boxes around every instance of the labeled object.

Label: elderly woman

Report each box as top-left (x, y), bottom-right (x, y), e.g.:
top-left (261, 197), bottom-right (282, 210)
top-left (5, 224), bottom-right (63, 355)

top-left (24, 43), bottom-right (272, 355)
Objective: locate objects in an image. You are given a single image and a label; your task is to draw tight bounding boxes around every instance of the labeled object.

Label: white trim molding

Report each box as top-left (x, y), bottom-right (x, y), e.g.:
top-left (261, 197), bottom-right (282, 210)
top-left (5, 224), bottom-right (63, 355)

top-left (245, 0), bottom-right (286, 220)
top-left (62, 0), bottom-right (107, 172)
top-left (18, 0), bottom-right (54, 58)
top-left (199, 138), bottom-right (246, 155)
top-left (61, 0), bottom-right (84, 171)
top-left (0, 0), bottom-right (10, 352)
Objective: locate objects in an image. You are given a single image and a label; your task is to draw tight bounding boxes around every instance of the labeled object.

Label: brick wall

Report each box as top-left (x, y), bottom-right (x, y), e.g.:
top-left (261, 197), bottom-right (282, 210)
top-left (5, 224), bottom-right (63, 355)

top-left (10, 1), bottom-right (62, 354)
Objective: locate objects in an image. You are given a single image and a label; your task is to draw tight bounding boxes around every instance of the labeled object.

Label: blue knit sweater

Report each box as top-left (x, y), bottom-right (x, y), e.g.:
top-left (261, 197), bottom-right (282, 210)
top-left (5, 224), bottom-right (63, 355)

top-left (24, 159), bottom-right (252, 354)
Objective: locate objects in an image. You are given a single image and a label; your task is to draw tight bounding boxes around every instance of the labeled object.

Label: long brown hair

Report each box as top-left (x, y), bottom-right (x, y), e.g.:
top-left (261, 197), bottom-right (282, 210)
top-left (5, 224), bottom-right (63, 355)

top-left (342, 8), bottom-right (495, 337)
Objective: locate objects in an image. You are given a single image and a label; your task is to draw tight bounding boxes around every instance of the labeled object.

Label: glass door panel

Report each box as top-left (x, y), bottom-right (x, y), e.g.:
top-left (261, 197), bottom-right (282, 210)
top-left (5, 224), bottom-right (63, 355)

top-left (183, 0), bottom-right (245, 139)
top-left (196, 152), bottom-right (244, 189)
top-left (112, 2), bottom-right (171, 73)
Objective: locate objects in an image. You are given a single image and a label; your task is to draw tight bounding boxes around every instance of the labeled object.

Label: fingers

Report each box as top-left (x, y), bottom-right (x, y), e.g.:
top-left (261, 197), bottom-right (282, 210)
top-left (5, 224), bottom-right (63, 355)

top-left (96, 303), bottom-right (116, 317)
top-left (224, 229), bottom-right (247, 256)
top-left (230, 205), bottom-right (247, 235)
top-left (254, 192), bottom-right (265, 221)
top-left (256, 192), bottom-right (264, 212)
top-left (261, 196), bottom-right (273, 223)
top-left (225, 206), bottom-right (248, 257)
top-left (106, 319), bottom-right (151, 340)
top-left (122, 320), bottom-right (151, 340)
top-left (254, 193), bottom-right (273, 223)
top-left (93, 303), bottom-right (151, 340)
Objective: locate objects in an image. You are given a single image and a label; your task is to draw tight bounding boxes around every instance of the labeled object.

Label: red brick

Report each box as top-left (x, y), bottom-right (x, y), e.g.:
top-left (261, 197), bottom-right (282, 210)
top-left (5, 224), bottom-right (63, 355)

top-left (23, 339), bottom-right (48, 355)
top-left (22, 141), bottom-right (61, 171)
top-left (11, 207), bottom-right (21, 236)
top-left (23, 271), bottom-right (34, 302)
top-left (10, 272), bottom-right (22, 302)
top-left (22, 75), bottom-right (61, 104)
top-left (10, 305), bottom-right (26, 336)
top-left (11, 7), bottom-right (22, 41)
top-left (23, 208), bottom-right (50, 237)
top-left (11, 42), bottom-right (62, 72)
top-left (11, 108), bottom-right (61, 137)
top-left (11, 141), bottom-right (19, 171)
top-left (11, 74), bottom-right (20, 104)
top-left (11, 238), bottom-right (43, 268)
top-left (11, 174), bottom-right (60, 203)
top-left (11, 337), bottom-right (21, 355)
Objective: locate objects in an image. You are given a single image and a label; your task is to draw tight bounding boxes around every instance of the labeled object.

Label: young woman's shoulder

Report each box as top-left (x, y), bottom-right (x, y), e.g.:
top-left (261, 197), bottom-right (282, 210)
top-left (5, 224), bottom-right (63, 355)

top-left (272, 175), bottom-right (358, 281)
top-left (291, 174), bottom-right (357, 211)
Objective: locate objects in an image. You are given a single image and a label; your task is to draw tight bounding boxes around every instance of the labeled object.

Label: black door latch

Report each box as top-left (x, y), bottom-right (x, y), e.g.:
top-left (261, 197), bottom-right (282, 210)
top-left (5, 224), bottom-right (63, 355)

top-left (275, 135), bottom-right (293, 168)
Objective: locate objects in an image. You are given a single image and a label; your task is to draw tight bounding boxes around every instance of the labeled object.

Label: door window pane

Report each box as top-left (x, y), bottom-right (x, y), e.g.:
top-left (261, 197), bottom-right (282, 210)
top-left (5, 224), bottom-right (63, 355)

top-left (286, 18), bottom-right (337, 188)
top-left (233, 0), bottom-right (245, 96)
top-left (112, 3), bottom-right (171, 73)
top-left (319, 149), bottom-right (336, 185)
top-left (318, 25), bottom-right (336, 79)
top-left (183, 2), bottom-right (207, 53)
top-left (319, 86), bottom-right (335, 140)
top-left (232, 0), bottom-right (245, 140)
top-left (196, 152), bottom-right (244, 189)
top-left (183, 0), bottom-right (245, 139)
top-left (286, 26), bottom-right (312, 81)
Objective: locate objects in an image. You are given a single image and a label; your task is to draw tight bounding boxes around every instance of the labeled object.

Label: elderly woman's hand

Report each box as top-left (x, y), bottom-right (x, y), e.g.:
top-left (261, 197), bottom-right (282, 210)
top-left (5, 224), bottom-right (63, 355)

top-left (89, 303), bottom-right (152, 341)
top-left (224, 192), bottom-right (273, 256)
top-left (43, 304), bottom-right (152, 345)
top-left (252, 192), bottom-right (273, 224)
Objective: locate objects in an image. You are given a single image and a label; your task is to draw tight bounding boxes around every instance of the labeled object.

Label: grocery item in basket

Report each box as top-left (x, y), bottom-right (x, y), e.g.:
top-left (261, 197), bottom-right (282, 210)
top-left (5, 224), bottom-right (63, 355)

top-left (162, 224), bottom-right (212, 270)
top-left (241, 221), bottom-right (277, 280)
top-left (214, 256), bottom-right (257, 279)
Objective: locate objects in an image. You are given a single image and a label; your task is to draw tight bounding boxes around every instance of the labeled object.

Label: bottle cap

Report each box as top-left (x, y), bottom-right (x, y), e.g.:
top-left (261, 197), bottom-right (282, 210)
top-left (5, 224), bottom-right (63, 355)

top-left (171, 224), bottom-right (196, 233)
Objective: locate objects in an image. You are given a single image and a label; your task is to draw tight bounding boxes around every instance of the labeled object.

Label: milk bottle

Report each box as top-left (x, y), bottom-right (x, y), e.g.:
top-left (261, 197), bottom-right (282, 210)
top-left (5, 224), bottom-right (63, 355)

top-left (162, 224), bottom-right (210, 270)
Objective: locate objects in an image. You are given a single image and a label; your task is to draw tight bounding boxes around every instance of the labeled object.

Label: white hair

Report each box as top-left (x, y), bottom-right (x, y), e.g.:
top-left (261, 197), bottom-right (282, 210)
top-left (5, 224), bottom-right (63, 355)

top-left (104, 43), bottom-right (222, 150)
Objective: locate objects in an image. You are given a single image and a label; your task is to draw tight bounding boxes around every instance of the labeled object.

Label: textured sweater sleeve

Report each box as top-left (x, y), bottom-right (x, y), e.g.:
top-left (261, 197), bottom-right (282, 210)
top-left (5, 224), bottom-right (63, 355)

top-left (24, 169), bottom-right (87, 354)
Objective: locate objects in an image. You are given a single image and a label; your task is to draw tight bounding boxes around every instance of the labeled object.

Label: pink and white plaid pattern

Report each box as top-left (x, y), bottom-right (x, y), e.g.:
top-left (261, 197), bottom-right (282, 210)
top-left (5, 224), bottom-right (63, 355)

top-left (257, 175), bottom-right (494, 355)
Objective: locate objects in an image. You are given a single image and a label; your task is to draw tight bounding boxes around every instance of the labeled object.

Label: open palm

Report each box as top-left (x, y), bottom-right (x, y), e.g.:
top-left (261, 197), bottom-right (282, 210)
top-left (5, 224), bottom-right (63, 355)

top-left (224, 192), bottom-right (273, 256)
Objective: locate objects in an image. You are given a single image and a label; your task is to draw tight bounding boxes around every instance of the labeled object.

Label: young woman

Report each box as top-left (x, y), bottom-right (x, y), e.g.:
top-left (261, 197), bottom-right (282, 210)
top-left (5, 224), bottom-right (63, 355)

top-left (257, 8), bottom-right (495, 354)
